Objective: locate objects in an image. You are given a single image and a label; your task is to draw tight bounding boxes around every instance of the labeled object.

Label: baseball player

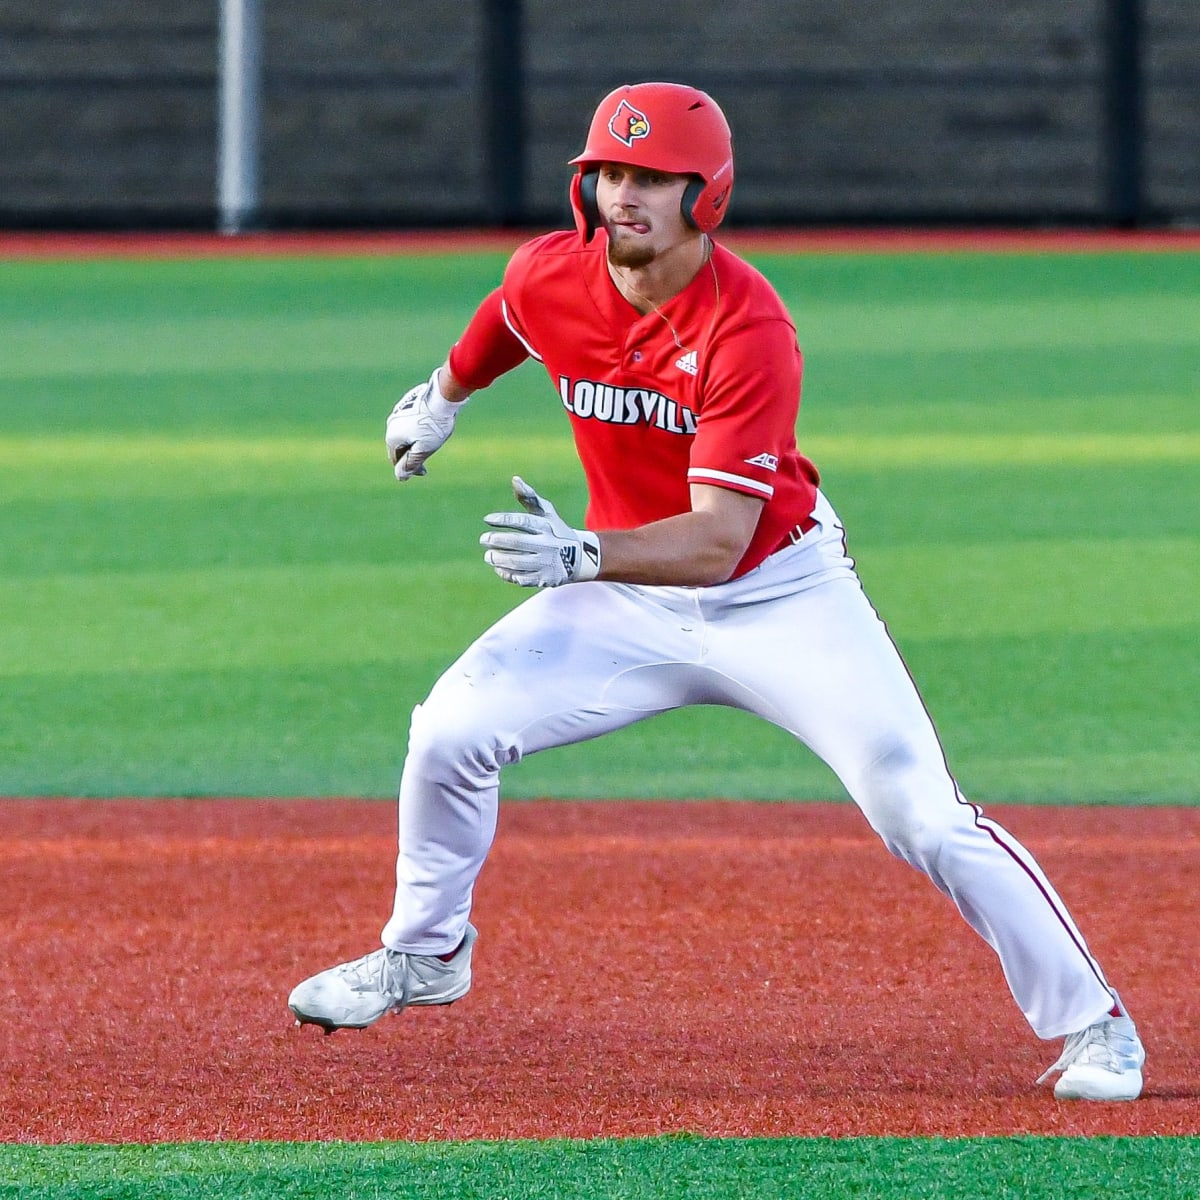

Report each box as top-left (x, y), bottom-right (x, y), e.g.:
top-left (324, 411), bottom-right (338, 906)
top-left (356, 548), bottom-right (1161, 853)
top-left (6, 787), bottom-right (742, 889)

top-left (289, 82), bottom-right (1144, 1101)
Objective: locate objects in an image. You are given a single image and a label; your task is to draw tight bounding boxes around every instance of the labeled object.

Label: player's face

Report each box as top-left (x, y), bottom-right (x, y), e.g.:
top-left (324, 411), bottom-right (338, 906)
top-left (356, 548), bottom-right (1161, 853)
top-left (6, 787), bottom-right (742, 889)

top-left (595, 163), bottom-right (692, 269)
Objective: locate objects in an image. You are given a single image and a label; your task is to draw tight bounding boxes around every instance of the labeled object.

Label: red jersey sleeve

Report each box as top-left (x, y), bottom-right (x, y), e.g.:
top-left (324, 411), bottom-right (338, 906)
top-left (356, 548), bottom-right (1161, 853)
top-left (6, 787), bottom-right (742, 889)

top-left (447, 287), bottom-right (531, 392)
top-left (688, 317), bottom-right (805, 500)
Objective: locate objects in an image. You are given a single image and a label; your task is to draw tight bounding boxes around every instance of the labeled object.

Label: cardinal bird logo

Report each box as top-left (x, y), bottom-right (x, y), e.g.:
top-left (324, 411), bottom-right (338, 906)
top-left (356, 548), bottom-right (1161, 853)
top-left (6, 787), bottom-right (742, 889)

top-left (608, 99), bottom-right (651, 148)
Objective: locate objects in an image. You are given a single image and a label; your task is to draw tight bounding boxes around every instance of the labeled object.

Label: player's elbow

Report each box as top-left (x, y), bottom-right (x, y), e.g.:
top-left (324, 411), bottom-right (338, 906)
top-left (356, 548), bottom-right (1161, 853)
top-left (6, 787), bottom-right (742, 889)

top-left (691, 536), bottom-right (747, 586)
top-left (686, 487), bottom-right (762, 586)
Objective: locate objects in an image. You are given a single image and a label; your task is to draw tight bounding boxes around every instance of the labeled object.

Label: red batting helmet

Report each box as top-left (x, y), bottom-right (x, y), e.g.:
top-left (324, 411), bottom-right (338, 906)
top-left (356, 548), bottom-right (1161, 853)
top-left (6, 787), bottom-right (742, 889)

top-left (568, 82), bottom-right (734, 242)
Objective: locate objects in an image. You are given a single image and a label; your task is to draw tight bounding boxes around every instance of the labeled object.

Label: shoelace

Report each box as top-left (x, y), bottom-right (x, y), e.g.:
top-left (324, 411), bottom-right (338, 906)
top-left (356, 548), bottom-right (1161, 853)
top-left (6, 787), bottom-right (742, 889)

top-left (376, 949), bottom-right (412, 1007)
top-left (1038, 1026), bottom-right (1103, 1083)
top-left (339, 949), bottom-right (411, 1006)
top-left (1037, 1019), bottom-right (1138, 1084)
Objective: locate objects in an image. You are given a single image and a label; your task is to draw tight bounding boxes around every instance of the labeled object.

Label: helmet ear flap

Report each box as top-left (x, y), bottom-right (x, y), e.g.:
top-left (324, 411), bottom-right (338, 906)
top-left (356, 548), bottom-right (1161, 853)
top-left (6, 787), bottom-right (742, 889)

top-left (681, 176), bottom-right (704, 231)
top-left (571, 169), bottom-right (601, 242)
top-left (580, 170), bottom-right (600, 229)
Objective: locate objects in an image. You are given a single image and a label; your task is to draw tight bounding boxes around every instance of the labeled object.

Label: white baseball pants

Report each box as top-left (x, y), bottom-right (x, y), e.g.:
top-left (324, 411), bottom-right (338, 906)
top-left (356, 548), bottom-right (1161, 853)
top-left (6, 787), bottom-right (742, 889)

top-left (382, 491), bottom-right (1118, 1039)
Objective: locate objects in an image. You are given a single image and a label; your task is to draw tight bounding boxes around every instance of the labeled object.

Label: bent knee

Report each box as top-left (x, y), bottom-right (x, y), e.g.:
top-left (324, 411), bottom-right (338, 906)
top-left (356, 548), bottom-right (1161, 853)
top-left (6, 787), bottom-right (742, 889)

top-left (851, 740), bottom-right (965, 868)
top-left (404, 685), bottom-right (518, 782)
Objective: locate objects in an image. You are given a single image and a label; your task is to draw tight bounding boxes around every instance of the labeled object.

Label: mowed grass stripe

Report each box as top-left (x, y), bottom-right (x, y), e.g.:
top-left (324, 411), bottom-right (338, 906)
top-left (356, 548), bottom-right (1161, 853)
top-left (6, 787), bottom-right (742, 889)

top-left (5, 428), bottom-right (1198, 466)
top-left (3, 650), bottom-right (1191, 801)
top-left (0, 312), bottom-right (454, 378)
top-left (3, 288), bottom-right (1196, 377)
top-left (0, 536), bottom-right (1195, 677)
top-left (796, 293), bottom-right (1200, 353)
top-left (0, 564), bottom-right (508, 676)
top-left (1, 431), bottom-right (1197, 501)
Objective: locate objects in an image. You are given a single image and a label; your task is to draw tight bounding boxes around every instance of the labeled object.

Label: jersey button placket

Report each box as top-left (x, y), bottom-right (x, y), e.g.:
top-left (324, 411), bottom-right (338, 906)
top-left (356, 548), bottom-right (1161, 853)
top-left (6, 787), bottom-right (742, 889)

top-left (623, 325), bottom-right (646, 369)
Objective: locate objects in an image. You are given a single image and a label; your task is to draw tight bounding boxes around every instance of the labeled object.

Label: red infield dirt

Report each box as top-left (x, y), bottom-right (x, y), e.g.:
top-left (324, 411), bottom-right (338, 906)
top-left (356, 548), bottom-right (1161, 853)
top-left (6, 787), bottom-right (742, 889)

top-left (1, 798), bottom-right (1195, 1144)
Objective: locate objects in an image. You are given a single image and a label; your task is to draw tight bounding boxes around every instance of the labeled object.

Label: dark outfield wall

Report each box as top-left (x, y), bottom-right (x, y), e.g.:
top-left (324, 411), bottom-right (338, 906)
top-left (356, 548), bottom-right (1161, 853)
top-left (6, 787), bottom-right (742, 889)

top-left (1, 1), bottom-right (1196, 228)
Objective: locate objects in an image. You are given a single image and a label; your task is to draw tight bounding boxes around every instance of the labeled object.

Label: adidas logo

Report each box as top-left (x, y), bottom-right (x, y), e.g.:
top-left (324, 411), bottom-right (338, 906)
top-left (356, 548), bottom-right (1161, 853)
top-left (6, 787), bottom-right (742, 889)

top-left (675, 350), bottom-right (698, 376)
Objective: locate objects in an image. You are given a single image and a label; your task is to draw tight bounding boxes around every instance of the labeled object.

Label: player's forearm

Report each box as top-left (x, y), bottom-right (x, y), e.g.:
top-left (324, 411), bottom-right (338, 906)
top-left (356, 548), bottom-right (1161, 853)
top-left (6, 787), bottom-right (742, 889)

top-left (594, 511), bottom-right (749, 587)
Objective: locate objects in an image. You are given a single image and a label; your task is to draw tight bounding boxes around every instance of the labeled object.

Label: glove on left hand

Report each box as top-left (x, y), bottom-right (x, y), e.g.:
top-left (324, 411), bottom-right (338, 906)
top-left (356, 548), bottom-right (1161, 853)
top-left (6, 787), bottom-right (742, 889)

top-left (480, 477), bottom-right (602, 587)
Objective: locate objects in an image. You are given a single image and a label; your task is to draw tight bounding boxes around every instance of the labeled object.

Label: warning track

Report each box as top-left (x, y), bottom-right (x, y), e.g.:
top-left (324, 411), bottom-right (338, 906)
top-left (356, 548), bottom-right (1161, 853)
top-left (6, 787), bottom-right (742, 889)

top-left (2, 227), bottom-right (1199, 260)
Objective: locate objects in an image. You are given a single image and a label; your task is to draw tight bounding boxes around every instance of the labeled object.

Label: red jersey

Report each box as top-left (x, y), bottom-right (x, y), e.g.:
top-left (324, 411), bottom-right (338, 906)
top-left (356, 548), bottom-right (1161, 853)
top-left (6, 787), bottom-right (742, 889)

top-left (448, 229), bottom-right (820, 578)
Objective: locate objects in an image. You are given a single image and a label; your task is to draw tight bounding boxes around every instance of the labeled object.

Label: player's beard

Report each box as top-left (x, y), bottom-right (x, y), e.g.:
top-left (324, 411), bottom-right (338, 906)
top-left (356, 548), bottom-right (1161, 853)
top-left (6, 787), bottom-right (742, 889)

top-left (606, 231), bottom-right (656, 270)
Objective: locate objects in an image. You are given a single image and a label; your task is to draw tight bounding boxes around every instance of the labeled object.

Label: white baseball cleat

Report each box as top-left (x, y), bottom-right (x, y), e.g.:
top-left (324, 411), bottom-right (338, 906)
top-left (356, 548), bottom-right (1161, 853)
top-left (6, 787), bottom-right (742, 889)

top-left (1037, 1010), bottom-right (1145, 1101)
top-left (288, 924), bottom-right (477, 1033)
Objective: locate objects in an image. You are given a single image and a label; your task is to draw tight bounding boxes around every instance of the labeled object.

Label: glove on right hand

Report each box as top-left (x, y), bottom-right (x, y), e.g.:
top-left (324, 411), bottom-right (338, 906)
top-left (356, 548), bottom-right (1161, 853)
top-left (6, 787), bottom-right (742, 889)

top-left (385, 369), bottom-right (464, 481)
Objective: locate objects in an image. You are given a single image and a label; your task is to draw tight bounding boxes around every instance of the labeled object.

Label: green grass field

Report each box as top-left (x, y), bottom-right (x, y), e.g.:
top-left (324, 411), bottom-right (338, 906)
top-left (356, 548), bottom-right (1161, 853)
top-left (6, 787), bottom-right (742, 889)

top-left (5, 1136), bottom-right (1200, 1200)
top-left (1, 245), bottom-right (1197, 1196)
top-left (1, 249), bottom-right (1197, 802)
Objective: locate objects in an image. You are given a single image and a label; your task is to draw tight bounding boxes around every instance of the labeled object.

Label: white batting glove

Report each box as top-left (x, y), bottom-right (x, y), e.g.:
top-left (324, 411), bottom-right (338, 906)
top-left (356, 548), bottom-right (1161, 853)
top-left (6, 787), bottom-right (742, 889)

top-left (385, 369), bottom-right (465, 481)
top-left (480, 477), bottom-right (602, 588)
